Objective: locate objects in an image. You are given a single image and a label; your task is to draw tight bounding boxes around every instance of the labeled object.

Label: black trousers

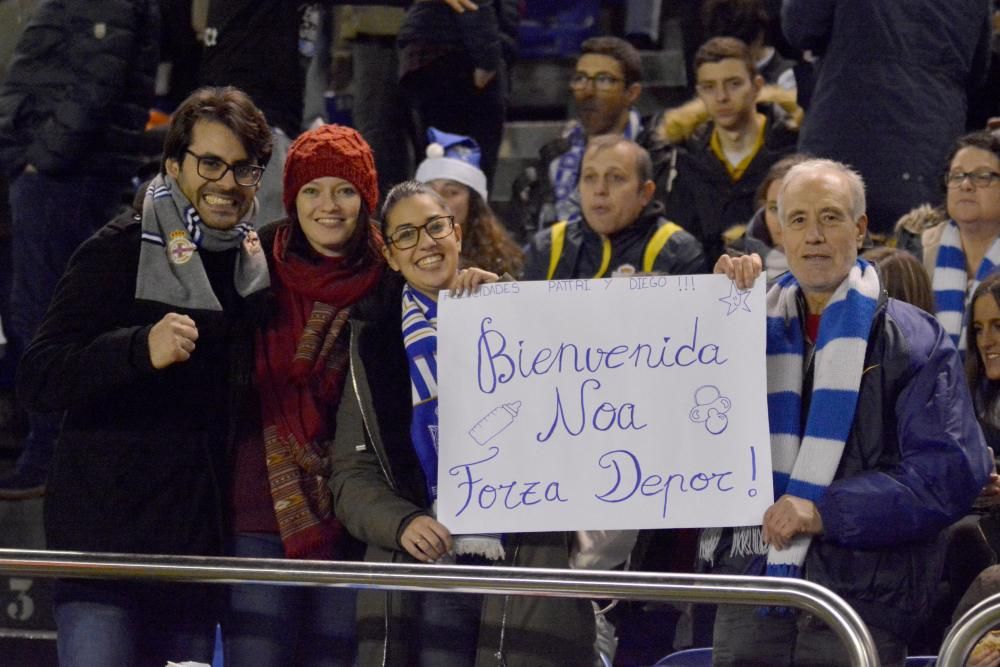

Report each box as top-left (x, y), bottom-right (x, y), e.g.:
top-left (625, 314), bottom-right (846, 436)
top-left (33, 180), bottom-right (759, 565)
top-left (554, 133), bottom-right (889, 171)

top-left (401, 53), bottom-right (507, 191)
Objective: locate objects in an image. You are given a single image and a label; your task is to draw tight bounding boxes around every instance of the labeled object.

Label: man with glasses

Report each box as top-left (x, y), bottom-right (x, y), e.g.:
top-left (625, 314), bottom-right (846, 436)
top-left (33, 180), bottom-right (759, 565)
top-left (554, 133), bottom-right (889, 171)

top-left (512, 36), bottom-right (673, 235)
top-left (0, 0), bottom-right (160, 500)
top-left (16, 86), bottom-right (272, 666)
top-left (664, 36), bottom-right (798, 265)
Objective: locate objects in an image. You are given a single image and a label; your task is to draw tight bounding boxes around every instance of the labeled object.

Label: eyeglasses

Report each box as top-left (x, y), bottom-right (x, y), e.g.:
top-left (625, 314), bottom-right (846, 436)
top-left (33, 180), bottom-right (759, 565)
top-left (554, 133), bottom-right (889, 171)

top-left (945, 170), bottom-right (1000, 189)
top-left (387, 215), bottom-right (456, 249)
top-left (569, 72), bottom-right (625, 92)
top-left (184, 150), bottom-right (265, 187)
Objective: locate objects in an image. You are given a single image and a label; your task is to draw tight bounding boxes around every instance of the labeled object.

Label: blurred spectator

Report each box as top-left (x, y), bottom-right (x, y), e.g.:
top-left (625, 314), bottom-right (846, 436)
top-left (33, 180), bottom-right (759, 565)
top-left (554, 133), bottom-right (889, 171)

top-left (16, 86), bottom-right (273, 667)
top-left (969, 272), bottom-right (1000, 453)
top-left (895, 203), bottom-right (947, 261)
top-left (920, 132), bottom-right (1000, 354)
top-left (416, 128), bottom-right (524, 277)
top-left (0, 0), bottom-right (160, 500)
top-left (157, 0), bottom-right (204, 112)
top-left (664, 37), bottom-right (798, 264)
top-left (522, 136), bottom-right (706, 280)
top-left (397, 0), bottom-right (519, 191)
top-left (968, 2), bottom-right (1000, 131)
top-left (198, 0), bottom-right (316, 225)
top-left (782, 0), bottom-right (992, 236)
top-left (701, 0), bottom-right (794, 89)
top-left (512, 36), bottom-right (674, 235)
top-left (726, 153), bottom-right (811, 284)
top-left (340, 6), bottom-right (414, 197)
top-left (861, 247), bottom-right (934, 313)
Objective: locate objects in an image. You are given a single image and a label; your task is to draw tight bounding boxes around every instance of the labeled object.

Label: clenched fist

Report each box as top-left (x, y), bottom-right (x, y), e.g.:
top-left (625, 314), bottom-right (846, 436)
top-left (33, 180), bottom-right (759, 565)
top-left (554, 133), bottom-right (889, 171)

top-left (148, 313), bottom-right (198, 369)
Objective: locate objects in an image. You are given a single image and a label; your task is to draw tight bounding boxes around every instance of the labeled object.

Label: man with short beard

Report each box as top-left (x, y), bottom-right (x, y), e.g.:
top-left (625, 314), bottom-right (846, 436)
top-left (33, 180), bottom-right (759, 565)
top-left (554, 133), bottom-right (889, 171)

top-left (16, 86), bottom-right (272, 666)
top-left (512, 36), bottom-right (674, 235)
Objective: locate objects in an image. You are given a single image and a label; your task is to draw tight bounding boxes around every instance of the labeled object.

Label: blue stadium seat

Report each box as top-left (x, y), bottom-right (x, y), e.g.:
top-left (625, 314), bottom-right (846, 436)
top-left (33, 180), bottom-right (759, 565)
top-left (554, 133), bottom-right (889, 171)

top-left (517, 0), bottom-right (601, 59)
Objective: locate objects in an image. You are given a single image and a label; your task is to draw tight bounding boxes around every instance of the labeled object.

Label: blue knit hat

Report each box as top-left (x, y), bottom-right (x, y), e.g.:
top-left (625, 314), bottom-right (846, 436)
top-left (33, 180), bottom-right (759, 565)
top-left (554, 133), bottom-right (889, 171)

top-left (415, 127), bottom-right (488, 200)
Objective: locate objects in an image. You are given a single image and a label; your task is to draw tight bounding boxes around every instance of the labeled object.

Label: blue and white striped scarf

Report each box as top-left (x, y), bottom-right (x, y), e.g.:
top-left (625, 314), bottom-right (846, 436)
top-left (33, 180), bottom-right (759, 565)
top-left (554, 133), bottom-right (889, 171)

top-left (932, 220), bottom-right (1000, 353)
top-left (136, 173), bottom-right (268, 310)
top-left (401, 284), bottom-right (505, 561)
top-left (760, 259), bottom-right (880, 579)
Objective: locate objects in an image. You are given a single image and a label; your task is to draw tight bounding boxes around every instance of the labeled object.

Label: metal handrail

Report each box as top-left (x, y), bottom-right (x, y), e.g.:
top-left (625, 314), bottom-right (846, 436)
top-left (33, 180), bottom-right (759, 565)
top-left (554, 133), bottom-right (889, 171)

top-left (0, 548), bottom-right (880, 666)
top-left (938, 591), bottom-right (1000, 666)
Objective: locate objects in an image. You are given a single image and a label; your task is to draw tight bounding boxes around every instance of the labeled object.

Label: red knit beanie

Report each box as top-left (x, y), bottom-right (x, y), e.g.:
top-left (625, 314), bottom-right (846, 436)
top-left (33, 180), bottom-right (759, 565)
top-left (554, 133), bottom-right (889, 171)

top-left (282, 124), bottom-right (379, 217)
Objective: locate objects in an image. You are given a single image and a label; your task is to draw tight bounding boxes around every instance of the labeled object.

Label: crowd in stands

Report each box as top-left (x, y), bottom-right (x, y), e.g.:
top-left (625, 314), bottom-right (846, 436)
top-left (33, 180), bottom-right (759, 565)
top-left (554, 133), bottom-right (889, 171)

top-left (2, 0), bottom-right (1000, 665)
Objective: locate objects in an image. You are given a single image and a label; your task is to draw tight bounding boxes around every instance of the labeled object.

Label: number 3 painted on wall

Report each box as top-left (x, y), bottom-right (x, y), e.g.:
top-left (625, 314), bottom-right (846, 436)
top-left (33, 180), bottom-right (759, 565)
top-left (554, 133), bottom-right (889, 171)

top-left (6, 578), bottom-right (35, 621)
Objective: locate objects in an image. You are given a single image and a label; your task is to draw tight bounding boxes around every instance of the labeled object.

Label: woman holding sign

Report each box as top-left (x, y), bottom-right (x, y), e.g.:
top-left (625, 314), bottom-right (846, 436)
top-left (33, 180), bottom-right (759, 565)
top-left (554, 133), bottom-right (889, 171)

top-left (329, 181), bottom-right (598, 666)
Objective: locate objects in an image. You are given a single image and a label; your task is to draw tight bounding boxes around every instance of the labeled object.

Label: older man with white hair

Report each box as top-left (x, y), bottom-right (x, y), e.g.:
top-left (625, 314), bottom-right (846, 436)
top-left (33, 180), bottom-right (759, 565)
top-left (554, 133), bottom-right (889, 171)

top-left (711, 158), bottom-right (991, 666)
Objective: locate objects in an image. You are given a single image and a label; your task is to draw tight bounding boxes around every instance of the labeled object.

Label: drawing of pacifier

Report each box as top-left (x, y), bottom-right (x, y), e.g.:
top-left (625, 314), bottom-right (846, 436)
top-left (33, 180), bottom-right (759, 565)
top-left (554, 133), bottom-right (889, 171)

top-left (689, 385), bottom-right (732, 435)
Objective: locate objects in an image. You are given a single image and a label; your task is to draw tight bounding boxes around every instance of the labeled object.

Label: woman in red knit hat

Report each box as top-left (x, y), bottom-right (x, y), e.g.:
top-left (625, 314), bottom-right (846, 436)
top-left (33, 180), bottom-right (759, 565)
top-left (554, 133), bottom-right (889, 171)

top-left (224, 123), bottom-right (384, 666)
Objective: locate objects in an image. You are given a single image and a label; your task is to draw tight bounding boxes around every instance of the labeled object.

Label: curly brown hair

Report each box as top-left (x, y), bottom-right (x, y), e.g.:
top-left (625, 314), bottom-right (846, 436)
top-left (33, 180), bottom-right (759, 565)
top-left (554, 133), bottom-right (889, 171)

top-left (461, 190), bottom-right (525, 278)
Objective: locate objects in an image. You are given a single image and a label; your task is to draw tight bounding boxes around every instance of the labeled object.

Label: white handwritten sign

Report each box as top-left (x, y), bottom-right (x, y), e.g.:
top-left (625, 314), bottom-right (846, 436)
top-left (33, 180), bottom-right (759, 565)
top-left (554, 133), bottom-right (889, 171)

top-left (437, 275), bottom-right (772, 533)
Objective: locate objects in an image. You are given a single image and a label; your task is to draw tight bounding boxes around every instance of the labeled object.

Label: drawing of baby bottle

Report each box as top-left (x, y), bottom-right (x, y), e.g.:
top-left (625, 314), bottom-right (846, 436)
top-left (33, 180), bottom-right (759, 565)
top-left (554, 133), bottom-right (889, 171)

top-left (468, 401), bottom-right (522, 446)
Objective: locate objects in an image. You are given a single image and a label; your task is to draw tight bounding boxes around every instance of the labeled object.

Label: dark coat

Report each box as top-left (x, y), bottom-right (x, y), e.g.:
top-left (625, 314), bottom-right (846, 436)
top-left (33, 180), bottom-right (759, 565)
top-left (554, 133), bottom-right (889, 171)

top-left (329, 275), bottom-right (596, 667)
top-left (708, 295), bottom-right (991, 640)
top-left (17, 210), bottom-right (262, 556)
top-left (665, 102), bottom-right (799, 264)
top-left (522, 202), bottom-right (708, 281)
top-left (782, 0), bottom-right (992, 234)
top-left (0, 0), bottom-right (160, 179)
top-left (397, 0), bottom-right (520, 73)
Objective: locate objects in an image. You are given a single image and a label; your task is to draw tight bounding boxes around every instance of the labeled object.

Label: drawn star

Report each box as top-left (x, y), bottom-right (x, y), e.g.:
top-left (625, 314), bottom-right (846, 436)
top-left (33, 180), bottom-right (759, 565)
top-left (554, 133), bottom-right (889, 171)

top-left (718, 282), bottom-right (752, 316)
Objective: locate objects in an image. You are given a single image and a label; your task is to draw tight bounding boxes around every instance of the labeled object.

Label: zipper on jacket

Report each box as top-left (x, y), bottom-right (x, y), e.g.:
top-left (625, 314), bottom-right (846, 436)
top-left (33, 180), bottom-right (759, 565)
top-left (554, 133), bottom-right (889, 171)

top-left (349, 325), bottom-right (397, 492)
top-left (349, 324), bottom-right (397, 667)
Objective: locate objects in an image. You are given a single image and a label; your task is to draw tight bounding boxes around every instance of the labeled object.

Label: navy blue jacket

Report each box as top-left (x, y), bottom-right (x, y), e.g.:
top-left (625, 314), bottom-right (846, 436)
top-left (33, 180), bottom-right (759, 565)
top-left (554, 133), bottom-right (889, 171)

top-left (0, 0), bottom-right (160, 179)
top-left (709, 295), bottom-right (991, 639)
top-left (782, 0), bottom-right (991, 234)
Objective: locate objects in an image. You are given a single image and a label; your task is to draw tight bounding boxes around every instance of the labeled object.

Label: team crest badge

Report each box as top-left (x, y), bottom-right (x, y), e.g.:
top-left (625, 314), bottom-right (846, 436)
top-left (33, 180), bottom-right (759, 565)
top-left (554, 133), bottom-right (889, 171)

top-left (167, 231), bottom-right (196, 265)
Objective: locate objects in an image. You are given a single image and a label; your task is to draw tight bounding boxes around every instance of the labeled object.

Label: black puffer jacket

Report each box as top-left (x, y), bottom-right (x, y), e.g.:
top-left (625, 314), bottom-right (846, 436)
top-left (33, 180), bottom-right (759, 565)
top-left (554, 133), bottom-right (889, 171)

top-left (0, 0), bottom-right (160, 179)
top-left (664, 102), bottom-right (798, 264)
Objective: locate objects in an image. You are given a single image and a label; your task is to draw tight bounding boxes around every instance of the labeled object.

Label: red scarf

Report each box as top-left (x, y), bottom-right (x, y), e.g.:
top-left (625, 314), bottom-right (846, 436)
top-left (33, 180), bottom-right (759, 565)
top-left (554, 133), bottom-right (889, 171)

top-left (255, 221), bottom-right (384, 558)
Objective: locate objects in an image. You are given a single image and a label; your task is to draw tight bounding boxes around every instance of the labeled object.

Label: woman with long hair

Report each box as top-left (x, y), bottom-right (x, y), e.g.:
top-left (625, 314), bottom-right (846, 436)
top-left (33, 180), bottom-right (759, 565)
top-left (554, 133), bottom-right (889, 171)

top-left (329, 180), bottom-right (597, 666)
top-left (415, 128), bottom-right (524, 277)
top-left (225, 124), bottom-right (385, 666)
